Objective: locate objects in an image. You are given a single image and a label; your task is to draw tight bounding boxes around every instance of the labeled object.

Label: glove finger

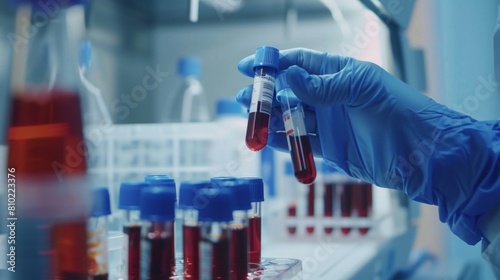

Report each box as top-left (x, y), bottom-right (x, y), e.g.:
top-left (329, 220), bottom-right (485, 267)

top-left (287, 65), bottom-right (352, 107)
top-left (236, 84), bottom-right (253, 109)
top-left (238, 48), bottom-right (348, 77)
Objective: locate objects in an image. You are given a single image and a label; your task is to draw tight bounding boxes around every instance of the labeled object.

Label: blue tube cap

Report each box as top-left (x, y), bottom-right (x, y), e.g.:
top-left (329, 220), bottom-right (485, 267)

top-left (91, 187), bottom-right (111, 217)
top-left (197, 188), bottom-right (233, 223)
top-left (145, 174), bottom-right (176, 192)
top-left (253, 46), bottom-right (279, 71)
top-left (218, 180), bottom-right (252, 211)
top-left (178, 56), bottom-right (201, 77)
top-left (210, 177), bottom-right (237, 187)
top-left (239, 177), bottom-right (264, 202)
top-left (179, 180), bottom-right (211, 210)
top-left (140, 187), bottom-right (176, 221)
top-left (118, 181), bottom-right (149, 210)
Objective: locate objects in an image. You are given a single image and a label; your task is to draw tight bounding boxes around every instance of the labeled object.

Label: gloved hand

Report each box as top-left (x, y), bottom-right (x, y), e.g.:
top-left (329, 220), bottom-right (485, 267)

top-left (236, 48), bottom-right (500, 245)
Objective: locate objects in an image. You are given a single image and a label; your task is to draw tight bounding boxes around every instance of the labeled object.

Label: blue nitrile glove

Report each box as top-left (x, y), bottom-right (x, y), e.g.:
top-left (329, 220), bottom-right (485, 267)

top-left (236, 48), bottom-right (500, 245)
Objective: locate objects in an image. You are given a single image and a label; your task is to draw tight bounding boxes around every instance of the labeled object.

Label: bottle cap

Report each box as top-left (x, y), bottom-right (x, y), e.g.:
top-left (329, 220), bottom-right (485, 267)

top-left (118, 181), bottom-right (149, 210)
top-left (218, 180), bottom-right (252, 211)
top-left (140, 187), bottom-right (176, 221)
top-left (178, 56), bottom-right (201, 77)
top-left (91, 187), bottom-right (111, 217)
top-left (239, 177), bottom-right (264, 202)
top-left (210, 177), bottom-right (237, 187)
top-left (216, 98), bottom-right (246, 117)
top-left (145, 174), bottom-right (176, 193)
top-left (179, 180), bottom-right (211, 210)
top-left (253, 46), bottom-right (279, 71)
top-left (197, 188), bottom-right (233, 222)
top-left (285, 161), bottom-right (294, 176)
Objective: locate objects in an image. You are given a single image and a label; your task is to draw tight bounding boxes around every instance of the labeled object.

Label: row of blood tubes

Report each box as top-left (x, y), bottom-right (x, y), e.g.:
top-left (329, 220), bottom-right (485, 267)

top-left (112, 175), bottom-right (265, 280)
top-left (285, 162), bottom-right (373, 236)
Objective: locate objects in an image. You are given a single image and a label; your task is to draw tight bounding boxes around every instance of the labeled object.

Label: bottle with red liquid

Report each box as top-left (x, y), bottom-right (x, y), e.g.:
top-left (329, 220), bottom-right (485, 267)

top-left (140, 187), bottom-right (176, 280)
top-left (245, 46), bottom-right (280, 151)
top-left (321, 163), bottom-right (338, 235)
top-left (284, 162), bottom-right (298, 236)
top-left (87, 187), bottom-right (111, 280)
top-left (179, 180), bottom-right (210, 280)
top-left (118, 182), bottom-right (148, 280)
top-left (219, 180), bottom-right (252, 280)
top-left (275, 71), bottom-right (317, 185)
top-left (198, 188), bottom-right (233, 280)
top-left (352, 180), bottom-right (373, 235)
top-left (340, 181), bottom-right (353, 235)
top-left (239, 177), bottom-right (264, 265)
top-left (7, 1), bottom-right (89, 279)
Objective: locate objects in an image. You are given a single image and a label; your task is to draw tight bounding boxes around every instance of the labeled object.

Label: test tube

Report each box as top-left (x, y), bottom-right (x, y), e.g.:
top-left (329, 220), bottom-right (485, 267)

top-left (179, 180), bottom-right (210, 279)
top-left (198, 188), bottom-right (233, 280)
top-left (353, 181), bottom-right (373, 235)
top-left (245, 46), bottom-right (280, 151)
top-left (140, 187), bottom-right (176, 280)
top-left (240, 177), bottom-right (264, 264)
top-left (275, 71), bottom-right (317, 184)
top-left (306, 183), bottom-right (315, 234)
top-left (340, 181), bottom-right (353, 235)
top-left (322, 163), bottom-right (336, 234)
top-left (144, 175), bottom-right (177, 271)
top-left (88, 188), bottom-right (111, 280)
top-left (219, 180), bottom-right (252, 280)
top-left (118, 182), bottom-right (148, 280)
top-left (284, 162), bottom-right (297, 235)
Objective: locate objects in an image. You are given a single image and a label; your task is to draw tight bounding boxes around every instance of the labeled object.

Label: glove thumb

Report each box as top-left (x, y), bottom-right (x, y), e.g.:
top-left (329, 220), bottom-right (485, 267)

top-left (287, 65), bottom-right (350, 107)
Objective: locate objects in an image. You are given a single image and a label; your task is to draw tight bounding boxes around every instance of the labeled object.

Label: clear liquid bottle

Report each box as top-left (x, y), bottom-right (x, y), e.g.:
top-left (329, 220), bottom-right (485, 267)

top-left (7, 1), bottom-right (89, 279)
top-left (165, 57), bottom-right (210, 123)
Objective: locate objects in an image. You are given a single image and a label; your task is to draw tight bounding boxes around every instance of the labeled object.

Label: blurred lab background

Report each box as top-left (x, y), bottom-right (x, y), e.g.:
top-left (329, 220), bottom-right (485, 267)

top-left (0, 0), bottom-right (499, 279)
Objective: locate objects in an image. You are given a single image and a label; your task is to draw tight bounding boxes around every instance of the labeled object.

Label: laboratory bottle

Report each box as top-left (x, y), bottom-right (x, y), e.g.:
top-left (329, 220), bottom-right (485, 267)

top-left (118, 181), bottom-right (148, 280)
top-left (275, 71), bottom-right (317, 184)
top-left (144, 174), bottom-right (177, 270)
top-left (88, 187), bottom-right (112, 280)
top-left (219, 180), bottom-right (252, 280)
top-left (178, 180), bottom-right (210, 280)
top-left (7, 1), bottom-right (89, 279)
top-left (165, 56), bottom-right (210, 123)
top-left (245, 46), bottom-right (280, 151)
top-left (239, 177), bottom-right (264, 264)
top-left (198, 188), bottom-right (233, 280)
top-left (140, 187), bottom-right (176, 280)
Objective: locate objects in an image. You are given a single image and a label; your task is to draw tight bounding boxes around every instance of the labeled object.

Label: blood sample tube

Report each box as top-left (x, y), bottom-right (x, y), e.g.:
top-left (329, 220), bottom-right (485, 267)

top-left (306, 183), bottom-right (315, 234)
top-left (284, 162), bottom-right (297, 235)
top-left (239, 177), bottom-right (264, 264)
top-left (144, 175), bottom-right (177, 272)
top-left (219, 180), bottom-right (252, 280)
top-left (198, 188), bottom-right (233, 280)
top-left (118, 182), bottom-right (148, 280)
top-left (340, 181), bottom-right (353, 235)
top-left (179, 181), bottom-right (210, 280)
top-left (353, 181), bottom-right (373, 235)
top-left (322, 163), bottom-right (337, 234)
top-left (140, 187), bottom-right (176, 280)
top-left (245, 46), bottom-right (280, 151)
top-left (275, 71), bottom-right (317, 184)
top-left (88, 188), bottom-right (111, 280)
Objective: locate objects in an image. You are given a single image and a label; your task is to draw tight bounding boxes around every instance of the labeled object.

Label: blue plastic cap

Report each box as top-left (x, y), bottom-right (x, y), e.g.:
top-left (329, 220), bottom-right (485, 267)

top-left (210, 177), bottom-right (237, 187)
top-left (140, 187), bottom-right (176, 221)
top-left (79, 40), bottom-right (92, 70)
top-left (253, 46), bottom-right (279, 71)
top-left (179, 180), bottom-right (211, 210)
top-left (178, 56), bottom-right (201, 77)
top-left (275, 71), bottom-right (289, 92)
top-left (118, 181), bottom-right (149, 210)
top-left (218, 180), bottom-right (252, 211)
top-left (285, 161), bottom-right (294, 176)
top-left (197, 188), bottom-right (233, 222)
top-left (216, 98), bottom-right (246, 117)
top-left (239, 177), bottom-right (264, 202)
top-left (145, 175), bottom-right (176, 193)
top-left (91, 187), bottom-right (111, 217)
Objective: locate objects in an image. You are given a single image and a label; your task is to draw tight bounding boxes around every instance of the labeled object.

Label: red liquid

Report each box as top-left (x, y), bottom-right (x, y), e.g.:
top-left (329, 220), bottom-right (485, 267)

top-left (248, 216), bottom-right (261, 264)
top-left (245, 105), bottom-right (270, 151)
top-left (354, 183), bottom-right (373, 235)
top-left (123, 225), bottom-right (141, 280)
top-left (306, 184), bottom-right (315, 234)
top-left (230, 226), bottom-right (249, 280)
top-left (287, 203), bottom-right (296, 235)
top-left (340, 184), bottom-right (352, 235)
top-left (201, 238), bottom-right (230, 280)
top-left (183, 224), bottom-right (201, 279)
top-left (289, 135), bottom-right (316, 184)
top-left (143, 234), bottom-right (173, 279)
top-left (89, 274), bottom-right (108, 280)
top-left (168, 223), bottom-right (175, 272)
top-left (8, 90), bottom-right (88, 279)
top-left (324, 184), bottom-right (334, 234)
